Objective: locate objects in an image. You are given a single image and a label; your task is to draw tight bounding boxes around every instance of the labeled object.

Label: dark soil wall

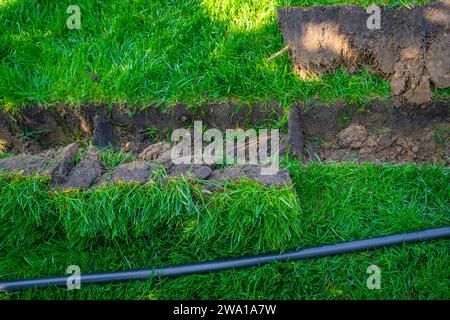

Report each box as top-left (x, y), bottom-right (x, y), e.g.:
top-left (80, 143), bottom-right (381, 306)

top-left (300, 100), bottom-right (449, 164)
top-left (0, 102), bottom-right (283, 153)
top-left (0, 99), bottom-right (448, 165)
top-left (278, 0), bottom-right (450, 104)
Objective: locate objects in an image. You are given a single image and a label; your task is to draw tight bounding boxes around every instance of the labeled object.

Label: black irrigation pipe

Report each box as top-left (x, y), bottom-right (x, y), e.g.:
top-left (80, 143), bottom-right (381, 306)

top-left (1, 226), bottom-right (450, 292)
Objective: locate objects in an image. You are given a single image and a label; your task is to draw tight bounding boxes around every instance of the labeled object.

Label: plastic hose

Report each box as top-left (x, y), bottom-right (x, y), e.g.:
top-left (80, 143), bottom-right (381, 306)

top-left (1, 226), bottom-right (449, 292)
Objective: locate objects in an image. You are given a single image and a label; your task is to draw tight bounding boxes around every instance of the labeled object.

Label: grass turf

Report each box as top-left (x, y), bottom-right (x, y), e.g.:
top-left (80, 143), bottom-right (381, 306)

top-left (0, 163), bottom-right (448, 299)
top-left (0, 0), bottom-right (448, 300)
top-left (2, 0), bottom-right (445, 111)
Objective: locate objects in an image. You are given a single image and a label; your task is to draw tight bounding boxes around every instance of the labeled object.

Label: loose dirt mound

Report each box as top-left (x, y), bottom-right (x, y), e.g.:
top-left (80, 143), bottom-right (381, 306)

top-left (278, 0), bottom-right (450, 104)
top-left (0, 143), bottom-right (78, 182)
top-left (0, 142), bottom-right (292, 190)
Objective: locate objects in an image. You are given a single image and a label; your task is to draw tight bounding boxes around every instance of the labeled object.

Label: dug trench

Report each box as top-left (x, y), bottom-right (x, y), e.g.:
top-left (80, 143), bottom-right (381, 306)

top-left (0, 98), bottom-right (448, 190)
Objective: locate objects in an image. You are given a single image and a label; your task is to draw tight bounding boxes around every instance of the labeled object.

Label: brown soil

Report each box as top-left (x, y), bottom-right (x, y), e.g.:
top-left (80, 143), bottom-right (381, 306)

top-left (0, 142), bottom-right (293, 189)
top-left (0, 99), bottom-right (448, 165)
top-left (1, 96), bottom-right (448, 190)
top-left (0, 101), bottom-right (282, 154)
top-left (92, 162), bottom-right (156, 187)
top-left (299, 99), bottom-right (449, 164)
top-left (60, 158), bottom-right (105, 189)
top-left (278, 0), bottom-right (450, 104)
top-left (0, 143), bottom-right (78, 180)
top-left (287, 104), bottom-right (304, 159)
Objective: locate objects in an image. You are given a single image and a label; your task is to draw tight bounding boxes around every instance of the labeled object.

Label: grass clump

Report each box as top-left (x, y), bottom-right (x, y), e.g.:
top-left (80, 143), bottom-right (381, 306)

top-left (0, 175), bottom-right (302, 252)
top-left (98, 148), bottom-right (136, 169)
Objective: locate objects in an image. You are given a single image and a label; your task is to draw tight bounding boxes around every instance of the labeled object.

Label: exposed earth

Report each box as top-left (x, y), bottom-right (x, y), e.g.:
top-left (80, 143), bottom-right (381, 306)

top-left (278, 0), bottom-right (450, 104)
top-left (0, 0), bottom-right (449, 301)
top-left (0, 141), bottom-right (292, 190)
top-left (0, 99), bottom-right (448, 186)
top-left (0, 1), bottom-right (449, 188)
top-left (299, 99), bottom-right (449, 164)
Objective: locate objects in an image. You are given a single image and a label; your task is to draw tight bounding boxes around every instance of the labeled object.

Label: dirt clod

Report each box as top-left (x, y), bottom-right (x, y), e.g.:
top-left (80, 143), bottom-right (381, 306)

top-left (137, 142), bottom-right (172, 162)
top-left (93, 161), bottom-right (155, 187)
top-left (168, 164), bottom-right (213, 180)
top-left (208, 165), bottom-right (292, 187)
top-left (0, 154), bottom-right (53, 176)
top-left (59, 158), bottom-right (105, 189)
top-left (50, 142), bottom-right (79, 184)
top-left (337, 124), bottom-right (368, 149)
top-left (426, 33), bottom-right (450, 88)
top-left (287, 104), bottom-right (304, 158)
top-left (0, 143), bottom-right (78, 179)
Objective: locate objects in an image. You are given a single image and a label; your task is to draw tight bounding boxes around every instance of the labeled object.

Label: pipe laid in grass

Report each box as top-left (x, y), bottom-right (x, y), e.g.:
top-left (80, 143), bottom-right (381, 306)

top-left (1, 226), bottom-right (450, 292)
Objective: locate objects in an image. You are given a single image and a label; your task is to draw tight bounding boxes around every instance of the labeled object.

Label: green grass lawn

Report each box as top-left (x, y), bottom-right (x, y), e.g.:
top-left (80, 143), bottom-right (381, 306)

top-left (0, 0), bottom-right (439, 111)
top-left (0, 0), bottom-right (448, 300)
top-left (0, 163), bottom-right (448, 299)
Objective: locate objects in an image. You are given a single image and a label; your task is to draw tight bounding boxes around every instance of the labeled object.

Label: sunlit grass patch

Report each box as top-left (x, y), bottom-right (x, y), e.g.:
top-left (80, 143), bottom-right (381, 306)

top-left (0, 0), bottom-right (438, 110)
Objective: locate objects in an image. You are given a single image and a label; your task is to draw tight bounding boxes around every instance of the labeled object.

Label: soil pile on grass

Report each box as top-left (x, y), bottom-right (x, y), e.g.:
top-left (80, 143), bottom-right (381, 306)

top-left (0, 142), bottom-right (292, 190)
top-left (0, 143), bottom-right (78, 180)
top-left (278, 0), bottom-right (450, 104)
